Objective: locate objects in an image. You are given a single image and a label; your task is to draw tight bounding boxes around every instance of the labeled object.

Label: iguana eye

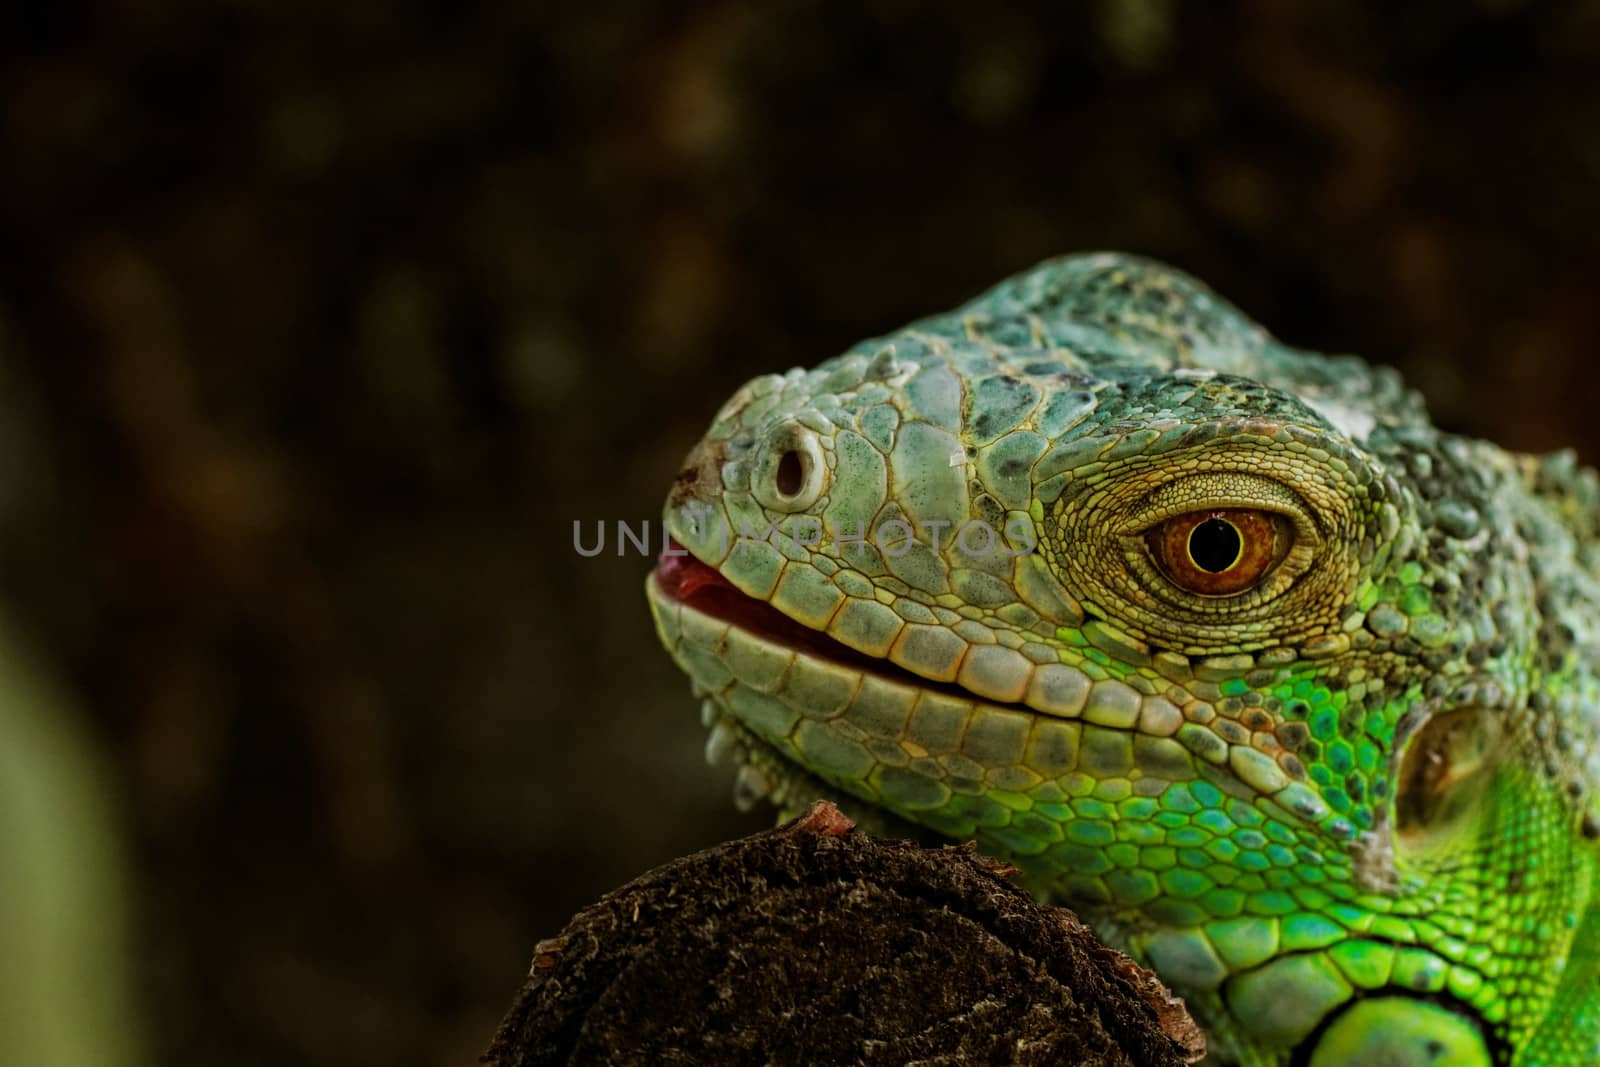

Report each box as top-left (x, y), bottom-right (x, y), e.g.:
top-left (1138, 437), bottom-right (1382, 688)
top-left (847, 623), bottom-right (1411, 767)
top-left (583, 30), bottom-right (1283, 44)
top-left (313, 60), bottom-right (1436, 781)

top-left (1147, 509), bottom-right (1289, 597)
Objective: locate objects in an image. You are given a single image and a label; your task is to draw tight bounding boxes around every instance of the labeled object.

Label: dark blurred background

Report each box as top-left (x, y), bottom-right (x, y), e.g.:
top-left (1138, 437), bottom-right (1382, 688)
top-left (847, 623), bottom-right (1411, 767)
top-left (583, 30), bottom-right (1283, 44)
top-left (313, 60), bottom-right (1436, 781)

top-left (1, 2), bottom-right (1598, 1065)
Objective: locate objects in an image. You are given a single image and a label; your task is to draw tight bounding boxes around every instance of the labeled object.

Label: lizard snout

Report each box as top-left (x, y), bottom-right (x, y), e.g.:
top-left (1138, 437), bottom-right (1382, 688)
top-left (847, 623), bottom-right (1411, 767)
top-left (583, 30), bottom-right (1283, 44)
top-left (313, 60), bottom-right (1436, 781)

top-left (667, 436), bottom-right (726, 511)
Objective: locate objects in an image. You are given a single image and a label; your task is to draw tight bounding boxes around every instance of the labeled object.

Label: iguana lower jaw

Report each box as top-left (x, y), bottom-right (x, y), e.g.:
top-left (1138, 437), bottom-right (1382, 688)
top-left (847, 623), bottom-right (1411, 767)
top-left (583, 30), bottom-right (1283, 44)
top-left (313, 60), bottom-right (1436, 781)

top-left (647, 252), bottom-right (1600, 1066)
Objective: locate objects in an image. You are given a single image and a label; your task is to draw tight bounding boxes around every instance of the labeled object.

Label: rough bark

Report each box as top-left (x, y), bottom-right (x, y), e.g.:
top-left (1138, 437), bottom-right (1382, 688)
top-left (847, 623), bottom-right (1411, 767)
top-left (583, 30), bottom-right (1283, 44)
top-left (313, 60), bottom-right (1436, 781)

top-left (485, 802), bottom-right (1204, 1067)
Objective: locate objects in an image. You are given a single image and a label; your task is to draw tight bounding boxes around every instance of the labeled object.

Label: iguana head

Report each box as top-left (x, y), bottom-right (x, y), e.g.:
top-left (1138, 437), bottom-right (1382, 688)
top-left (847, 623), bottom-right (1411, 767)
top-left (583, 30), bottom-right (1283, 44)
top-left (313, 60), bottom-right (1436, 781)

top-left (647, 254), bottom-right (1600, 1065)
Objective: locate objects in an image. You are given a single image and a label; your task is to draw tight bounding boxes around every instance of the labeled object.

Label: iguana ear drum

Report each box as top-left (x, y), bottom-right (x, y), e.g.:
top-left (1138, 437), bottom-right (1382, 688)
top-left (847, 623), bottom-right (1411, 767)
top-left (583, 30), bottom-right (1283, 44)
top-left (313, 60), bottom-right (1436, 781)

top-left (1296, 995), bottom-right (1497, 1066)
top-left (1394, 705), bottom-right (1503, 855)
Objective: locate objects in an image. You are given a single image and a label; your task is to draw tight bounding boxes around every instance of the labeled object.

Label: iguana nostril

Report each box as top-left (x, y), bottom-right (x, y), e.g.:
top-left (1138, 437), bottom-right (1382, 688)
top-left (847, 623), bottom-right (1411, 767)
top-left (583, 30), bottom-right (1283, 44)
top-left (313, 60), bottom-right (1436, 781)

top-left (752, 425), bottom-right (826, 512)
top-left (775, 450), bottom-right (804, 498)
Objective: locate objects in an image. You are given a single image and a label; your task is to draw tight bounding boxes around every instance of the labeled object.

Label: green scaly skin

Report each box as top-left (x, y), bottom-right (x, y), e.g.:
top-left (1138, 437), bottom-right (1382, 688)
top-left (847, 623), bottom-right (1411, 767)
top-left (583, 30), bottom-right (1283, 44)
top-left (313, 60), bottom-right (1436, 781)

top-left (645, 253), bottom-right (1600, 1065)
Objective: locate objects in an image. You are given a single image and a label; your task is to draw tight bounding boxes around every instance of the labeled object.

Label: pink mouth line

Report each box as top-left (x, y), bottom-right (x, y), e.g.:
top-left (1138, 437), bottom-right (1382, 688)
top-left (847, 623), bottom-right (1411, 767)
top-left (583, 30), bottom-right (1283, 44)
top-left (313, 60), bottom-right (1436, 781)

top-left (655, 538), bottom-right (895, 676)
top-left (654, 540), bottom-right (1028, 709)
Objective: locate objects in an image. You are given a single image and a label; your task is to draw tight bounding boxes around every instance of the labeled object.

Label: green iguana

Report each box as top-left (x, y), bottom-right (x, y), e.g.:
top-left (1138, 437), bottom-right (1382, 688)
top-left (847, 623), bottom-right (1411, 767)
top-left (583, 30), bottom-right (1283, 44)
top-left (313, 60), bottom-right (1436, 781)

top-left (647, 253), bottom-right (1600, 1065)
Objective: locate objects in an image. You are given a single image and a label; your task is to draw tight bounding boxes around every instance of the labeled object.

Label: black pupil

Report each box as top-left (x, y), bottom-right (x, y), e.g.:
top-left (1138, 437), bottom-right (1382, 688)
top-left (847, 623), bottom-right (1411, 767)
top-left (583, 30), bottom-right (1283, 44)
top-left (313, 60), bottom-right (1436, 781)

top-left (775, 450), bottom-right (805, 496)
top-left (1189, 518), bottom-right (1241, 573)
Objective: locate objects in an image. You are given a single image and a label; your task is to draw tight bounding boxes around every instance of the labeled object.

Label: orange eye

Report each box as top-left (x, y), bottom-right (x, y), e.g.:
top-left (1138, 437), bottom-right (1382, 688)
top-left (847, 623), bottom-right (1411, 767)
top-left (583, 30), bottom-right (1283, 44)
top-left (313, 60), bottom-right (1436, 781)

top-left (1147, 509), bottom-right (1287, 597)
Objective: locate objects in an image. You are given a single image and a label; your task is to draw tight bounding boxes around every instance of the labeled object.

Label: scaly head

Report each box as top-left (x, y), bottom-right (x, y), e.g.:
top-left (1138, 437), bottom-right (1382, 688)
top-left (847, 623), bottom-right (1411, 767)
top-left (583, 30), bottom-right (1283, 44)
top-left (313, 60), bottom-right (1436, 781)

top-left (647, 254), bottom-right (1600, 1065)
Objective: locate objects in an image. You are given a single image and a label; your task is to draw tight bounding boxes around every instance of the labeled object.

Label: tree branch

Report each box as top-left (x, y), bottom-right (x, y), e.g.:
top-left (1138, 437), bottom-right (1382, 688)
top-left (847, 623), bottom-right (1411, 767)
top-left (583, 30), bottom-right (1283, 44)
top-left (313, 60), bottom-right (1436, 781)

top-left (486, 802), bottom-right (1204, 1066)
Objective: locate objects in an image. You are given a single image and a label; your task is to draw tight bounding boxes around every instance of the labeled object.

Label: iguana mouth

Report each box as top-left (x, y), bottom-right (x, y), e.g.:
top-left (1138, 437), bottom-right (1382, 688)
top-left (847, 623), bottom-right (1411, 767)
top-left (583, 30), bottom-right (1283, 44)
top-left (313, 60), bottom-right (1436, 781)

top-left (653, 541), bottom-right (880, 672)
top-left (649, 538), bottom-right (1063, 836)
top-left (652, 539), bottom-right (1023, 710)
